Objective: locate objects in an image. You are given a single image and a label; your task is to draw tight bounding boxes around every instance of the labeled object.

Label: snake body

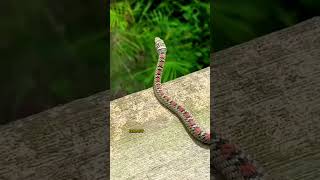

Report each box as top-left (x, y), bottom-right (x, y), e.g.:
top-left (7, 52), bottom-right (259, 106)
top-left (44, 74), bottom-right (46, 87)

top-left (153, 37), bottom-right (265, 180)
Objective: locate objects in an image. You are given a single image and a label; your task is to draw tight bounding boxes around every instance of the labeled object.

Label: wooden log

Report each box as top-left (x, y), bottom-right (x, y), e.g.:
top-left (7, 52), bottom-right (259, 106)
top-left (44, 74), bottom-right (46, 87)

top-left (0, 91), bottom-right (109, 179)
top-left (211, 16), bottom-right (320, 180)
top-left (110, 68), bottom-right (210, 179)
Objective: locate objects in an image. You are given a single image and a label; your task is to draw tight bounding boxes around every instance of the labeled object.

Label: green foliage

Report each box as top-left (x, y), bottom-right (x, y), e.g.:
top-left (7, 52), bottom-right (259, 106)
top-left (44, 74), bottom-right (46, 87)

top-left (110, 0), bottom-right (210, 96)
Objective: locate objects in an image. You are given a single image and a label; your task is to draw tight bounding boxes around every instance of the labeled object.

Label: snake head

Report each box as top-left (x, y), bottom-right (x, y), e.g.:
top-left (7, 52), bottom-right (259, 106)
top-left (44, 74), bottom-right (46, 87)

top-left (155, 37), bottom-right (167, 54)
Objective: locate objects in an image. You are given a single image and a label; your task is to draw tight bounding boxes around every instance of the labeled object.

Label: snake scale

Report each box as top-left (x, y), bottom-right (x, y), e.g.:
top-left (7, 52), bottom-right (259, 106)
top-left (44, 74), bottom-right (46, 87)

top-left (153, 37), bottom-right (266, 180)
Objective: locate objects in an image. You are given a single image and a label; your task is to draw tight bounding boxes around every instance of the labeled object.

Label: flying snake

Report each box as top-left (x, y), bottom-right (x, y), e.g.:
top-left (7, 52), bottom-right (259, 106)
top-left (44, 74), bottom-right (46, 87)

top-left (153, 37), bottom-right (266, 180)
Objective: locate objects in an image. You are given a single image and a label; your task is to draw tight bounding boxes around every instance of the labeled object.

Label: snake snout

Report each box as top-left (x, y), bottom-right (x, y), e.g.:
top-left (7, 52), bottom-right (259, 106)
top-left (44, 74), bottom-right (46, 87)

top-left (154, 37), bottom-right (166, 53)
top-left (155, 37), bottom-right (161, 42)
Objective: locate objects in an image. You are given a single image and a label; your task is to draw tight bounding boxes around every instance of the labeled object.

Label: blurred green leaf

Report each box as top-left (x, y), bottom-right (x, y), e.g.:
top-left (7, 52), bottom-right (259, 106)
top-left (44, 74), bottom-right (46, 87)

top-left (110, 0), bottom-right (210, 95)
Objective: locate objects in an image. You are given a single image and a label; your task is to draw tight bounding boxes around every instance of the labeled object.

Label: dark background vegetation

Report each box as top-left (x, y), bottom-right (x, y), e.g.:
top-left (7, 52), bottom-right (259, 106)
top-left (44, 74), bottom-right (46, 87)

top-left (1, 0), bottom-right (319, 124)
top-left (211, 0), bottom-right (320, 51)
top-left (1, 0), bottom-right (108, 124)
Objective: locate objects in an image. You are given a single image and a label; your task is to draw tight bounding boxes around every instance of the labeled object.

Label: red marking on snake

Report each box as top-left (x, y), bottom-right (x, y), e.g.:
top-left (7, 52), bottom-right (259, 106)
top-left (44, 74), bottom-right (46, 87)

top-left (160, 54), bottom-right (165, 59)
top-left (240, 163), bottom-right (257, 177)
top-left (221, 144), bottom-right (237, 160)
top-left (183, 111), bottom-right (190, 118)
top-left (195, 127), bottom-right (201, 135)
top-left (177, 106), bottom-right (185, 112)
top-left (205, 133), bottom-right (210, 142)
top-left (188, 119), bottom-right (195, 127)
top-left (170, 101), bottom-right (177, 107)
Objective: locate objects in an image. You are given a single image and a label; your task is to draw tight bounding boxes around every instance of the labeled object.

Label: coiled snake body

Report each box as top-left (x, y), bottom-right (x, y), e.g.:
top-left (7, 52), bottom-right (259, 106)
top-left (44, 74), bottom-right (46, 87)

top-left (153, 37), bottom-right (265, 180)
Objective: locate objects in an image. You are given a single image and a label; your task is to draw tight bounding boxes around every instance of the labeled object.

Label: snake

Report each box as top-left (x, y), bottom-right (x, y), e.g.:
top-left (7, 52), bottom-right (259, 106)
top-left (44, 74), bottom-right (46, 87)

top-left (153, 37), bottom-right (266, 180)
